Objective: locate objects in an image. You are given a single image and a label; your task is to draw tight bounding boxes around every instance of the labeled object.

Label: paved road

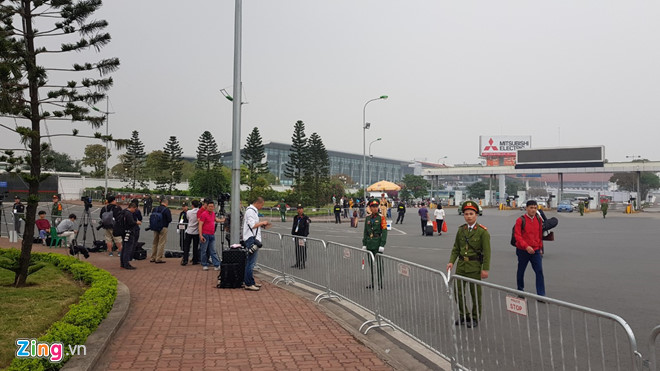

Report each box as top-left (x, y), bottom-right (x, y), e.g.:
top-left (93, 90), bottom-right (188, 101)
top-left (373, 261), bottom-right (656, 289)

top-left (267, 207), bottom-right (660, 351)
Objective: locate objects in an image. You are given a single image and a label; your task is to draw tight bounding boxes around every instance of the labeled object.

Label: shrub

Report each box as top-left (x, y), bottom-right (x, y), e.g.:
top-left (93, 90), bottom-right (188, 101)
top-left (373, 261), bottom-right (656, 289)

top-left (2, 249), bottom-right (117, 370)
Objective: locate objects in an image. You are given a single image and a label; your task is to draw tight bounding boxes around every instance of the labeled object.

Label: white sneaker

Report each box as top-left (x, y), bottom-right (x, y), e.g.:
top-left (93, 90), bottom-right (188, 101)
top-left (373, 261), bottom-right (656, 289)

top-left (244, 285), bottom-right (260, 291)
top-left (214, 266), bottom-right (220, 271)
top-left (203, 266), bottom-right (209, 271)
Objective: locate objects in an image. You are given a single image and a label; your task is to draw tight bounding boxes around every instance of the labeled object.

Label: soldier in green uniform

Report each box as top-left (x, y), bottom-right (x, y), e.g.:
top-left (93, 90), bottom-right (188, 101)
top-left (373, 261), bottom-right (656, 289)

top-left (362, 199), bottom-right (388, 289)
top-left (447, 200), bottom-right (491, 328)
top-left (278, 199), bottom-right (287, 222)
top-left (601, 201), bottom-right (608, 218)
top-left (578, 200), bottom-right (585, 216)
top-left (51, 194), bottom-right (63, 225)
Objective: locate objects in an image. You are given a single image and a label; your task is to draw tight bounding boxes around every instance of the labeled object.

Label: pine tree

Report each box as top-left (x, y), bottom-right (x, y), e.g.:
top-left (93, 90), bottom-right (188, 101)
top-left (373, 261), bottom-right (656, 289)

top-left (156, 136), bottom-right (184, 192)
top-left (196, 131), bottom-right (221, 170)
top-left (122, 131), bottom-right (147, 190)
top-left (0, 1), bottom-right (120, 287)
top-left (284, 120), bottom-right (308, 189)
top-left (305, 133), bottom-right (330, 207)
top-left (242, 127), bottom-right (270, 199)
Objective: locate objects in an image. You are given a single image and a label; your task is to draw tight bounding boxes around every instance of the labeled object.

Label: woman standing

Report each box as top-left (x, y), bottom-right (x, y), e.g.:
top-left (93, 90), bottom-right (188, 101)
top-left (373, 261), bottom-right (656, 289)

top-left (434, 204), bottom-right (446, 236)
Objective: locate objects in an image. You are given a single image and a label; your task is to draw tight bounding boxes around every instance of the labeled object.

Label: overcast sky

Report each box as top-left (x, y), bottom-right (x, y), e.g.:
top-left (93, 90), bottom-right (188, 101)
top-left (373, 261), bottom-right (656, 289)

top-left (6, 1), bottom-right (660, 166)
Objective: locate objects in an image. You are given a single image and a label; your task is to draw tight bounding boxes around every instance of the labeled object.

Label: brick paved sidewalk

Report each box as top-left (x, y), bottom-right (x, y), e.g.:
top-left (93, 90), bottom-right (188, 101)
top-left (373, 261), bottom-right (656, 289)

top-left (27, 244), bottom-right (392, 371)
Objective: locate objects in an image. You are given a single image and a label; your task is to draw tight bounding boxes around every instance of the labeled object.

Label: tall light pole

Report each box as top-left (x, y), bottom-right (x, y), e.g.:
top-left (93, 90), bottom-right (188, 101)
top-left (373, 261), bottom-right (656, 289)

top-left (362, 95), bottom-right (388, 199)
top-left (368, 138), bottom-right (382, 185)
top-left (229, 0), bottom-right (243, 245)
top-left (91, 97), bottom-right (114, 197)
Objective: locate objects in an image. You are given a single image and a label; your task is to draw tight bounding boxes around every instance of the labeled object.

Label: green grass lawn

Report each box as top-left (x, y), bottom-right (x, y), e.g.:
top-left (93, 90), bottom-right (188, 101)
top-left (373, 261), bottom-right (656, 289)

top-left (0, 263), bottom-right (86, 369)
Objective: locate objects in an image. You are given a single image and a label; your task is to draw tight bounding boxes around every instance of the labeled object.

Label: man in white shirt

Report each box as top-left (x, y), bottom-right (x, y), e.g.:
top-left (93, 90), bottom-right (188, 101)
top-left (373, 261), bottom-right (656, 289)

top-left (242, 197), bottom-right (271, 291)
top-left (182, 200), bottom-right (201, 265)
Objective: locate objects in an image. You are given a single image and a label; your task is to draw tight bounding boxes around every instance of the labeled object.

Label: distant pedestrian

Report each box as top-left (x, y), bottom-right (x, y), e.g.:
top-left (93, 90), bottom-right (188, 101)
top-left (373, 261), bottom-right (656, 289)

top-left (395, 200), bottom-right (406, 224)
top-left (291, 204), bottom-right (311, 269)
top-left (578, 200), bottom-right (585, 216)
top-left (513, 200), bottom-right (546, 297)
top-left (278, 199), bottom-right (288, 222)
top-left (434, 204), bottom-right (445, 236)
top-left (379, 194), bottom-right (388, 218)
top-left (447, 201), bottom-right (491, 328)
top-left (149, 198), bottom-right (172, 264)
top-left (601, 202), bottom-right (608, 219)
top-left (143, 195), bottom-right (153, 215)
top-left (333, 202), bottom-right (342, 223)
top-left (178, 202), bottom-right (189, 251)
top-left (418, 203), bottom-right (429, 235)
top-left (342, 197), bottom-right (349, 218)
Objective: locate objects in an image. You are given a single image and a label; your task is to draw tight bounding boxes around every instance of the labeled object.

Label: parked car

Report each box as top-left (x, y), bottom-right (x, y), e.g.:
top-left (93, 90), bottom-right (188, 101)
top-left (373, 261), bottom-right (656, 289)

top-left (557, 200), bottom-right (574, 212)
top-left (458, 202), bottom-right (483, 216)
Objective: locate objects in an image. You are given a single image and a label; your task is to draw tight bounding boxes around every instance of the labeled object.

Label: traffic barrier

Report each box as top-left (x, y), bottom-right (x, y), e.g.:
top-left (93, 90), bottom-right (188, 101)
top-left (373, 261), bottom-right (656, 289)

top-left (449, 274), bottom-right (643, 371)
top-left (649, 326), bottom-right (660, 371)
top-left (277, 234), bottom-right (328, 291)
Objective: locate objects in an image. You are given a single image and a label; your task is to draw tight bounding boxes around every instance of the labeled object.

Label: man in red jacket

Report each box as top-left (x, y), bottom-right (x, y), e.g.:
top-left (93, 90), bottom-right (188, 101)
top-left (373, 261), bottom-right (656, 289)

top-left (514, 200), bottom-right (545, 297)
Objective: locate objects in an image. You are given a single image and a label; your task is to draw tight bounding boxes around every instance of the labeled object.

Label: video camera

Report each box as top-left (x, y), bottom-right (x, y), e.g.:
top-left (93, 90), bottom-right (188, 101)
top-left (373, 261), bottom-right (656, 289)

top-left (218, 192), bottom-right (231, 215)
top-left (81, 196), bottom-right (93, 210)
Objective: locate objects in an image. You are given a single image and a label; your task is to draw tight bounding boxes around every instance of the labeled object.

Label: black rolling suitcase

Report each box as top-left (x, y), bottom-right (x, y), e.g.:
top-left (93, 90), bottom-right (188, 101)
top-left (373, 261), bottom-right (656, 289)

top-left (217, 249), bottom-right (247, 288)
top-left (425, 222), bottom-right (434, 236)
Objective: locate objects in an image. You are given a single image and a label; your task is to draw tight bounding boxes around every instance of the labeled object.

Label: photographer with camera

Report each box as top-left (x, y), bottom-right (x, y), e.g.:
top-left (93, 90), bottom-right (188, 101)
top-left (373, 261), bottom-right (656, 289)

top-left (56, 214), bottom-right (78, 248)
top-left (99, 196), bottom-right (123, 257)
top-left (243, 197), bottom-right (271, 291)
top-left (118, 201), bottom-right (139, 269)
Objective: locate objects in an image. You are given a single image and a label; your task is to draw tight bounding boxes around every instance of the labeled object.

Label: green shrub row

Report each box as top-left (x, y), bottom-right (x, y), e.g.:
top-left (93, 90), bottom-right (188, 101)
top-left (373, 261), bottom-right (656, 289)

top-left (0, 249), bottom-right (117, 371)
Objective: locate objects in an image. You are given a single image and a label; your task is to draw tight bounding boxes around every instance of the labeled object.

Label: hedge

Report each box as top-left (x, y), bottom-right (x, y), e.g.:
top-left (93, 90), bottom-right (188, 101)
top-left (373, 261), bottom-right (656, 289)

top-left (0, 249), bottom-right (117, 371)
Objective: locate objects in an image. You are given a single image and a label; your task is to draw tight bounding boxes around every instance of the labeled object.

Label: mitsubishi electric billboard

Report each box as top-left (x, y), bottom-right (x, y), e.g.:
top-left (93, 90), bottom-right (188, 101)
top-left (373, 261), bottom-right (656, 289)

top-left (479, 136), bottom-right (532, 157)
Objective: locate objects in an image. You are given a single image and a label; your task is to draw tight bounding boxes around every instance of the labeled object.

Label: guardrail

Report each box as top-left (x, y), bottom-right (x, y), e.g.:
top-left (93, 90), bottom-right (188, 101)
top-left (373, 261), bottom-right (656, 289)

top-left (649, 326), bottom-right (660, 371)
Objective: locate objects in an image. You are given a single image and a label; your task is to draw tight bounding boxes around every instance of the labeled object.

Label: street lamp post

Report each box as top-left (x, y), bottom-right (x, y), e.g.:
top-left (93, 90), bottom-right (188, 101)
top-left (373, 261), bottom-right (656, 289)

top-left (91, 97), bottom-right (114, 197)
top-left (362, 95), bottom-right (388, 200)
top-left (368, 138), bottom-right (382, 185)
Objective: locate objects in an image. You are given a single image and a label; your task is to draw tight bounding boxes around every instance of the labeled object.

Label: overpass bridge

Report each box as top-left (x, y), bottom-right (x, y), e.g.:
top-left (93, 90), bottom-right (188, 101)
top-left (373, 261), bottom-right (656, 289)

top-left (423, 161), bottom-right (660, 206)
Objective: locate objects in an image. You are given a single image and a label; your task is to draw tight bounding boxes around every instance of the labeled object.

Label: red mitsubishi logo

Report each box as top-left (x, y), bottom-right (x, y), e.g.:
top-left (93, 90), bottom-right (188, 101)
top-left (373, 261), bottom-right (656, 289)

top-left (483, 138), bottom-right (498, 151)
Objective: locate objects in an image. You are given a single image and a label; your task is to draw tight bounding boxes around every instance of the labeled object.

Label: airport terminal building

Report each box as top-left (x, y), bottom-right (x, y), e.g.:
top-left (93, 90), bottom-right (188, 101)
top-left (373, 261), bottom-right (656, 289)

top-left (220, 141), bottom-right (413, 186)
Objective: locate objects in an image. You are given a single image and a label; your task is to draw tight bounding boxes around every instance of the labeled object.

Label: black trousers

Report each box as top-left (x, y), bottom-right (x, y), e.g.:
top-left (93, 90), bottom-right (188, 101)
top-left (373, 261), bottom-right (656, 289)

top-left (396, 212), bottom-right (404, 224)
top-left (183, 233), bottom-right (200, 264)
top-left (334, 213), bottom-right (341, 223)
top-left (293, 237), bottom-right (307, 268)
top-left (436, 219), bottom-right (444, 234)
top-left (421, 219), bottom-right (427, 234)
top-left (121, 235), bottom-right (135, 268)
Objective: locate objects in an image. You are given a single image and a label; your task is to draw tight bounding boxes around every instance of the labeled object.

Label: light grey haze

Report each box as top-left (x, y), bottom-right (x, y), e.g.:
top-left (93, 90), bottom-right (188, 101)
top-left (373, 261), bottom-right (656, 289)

top-left (5, 1), bottom-right (660, 167)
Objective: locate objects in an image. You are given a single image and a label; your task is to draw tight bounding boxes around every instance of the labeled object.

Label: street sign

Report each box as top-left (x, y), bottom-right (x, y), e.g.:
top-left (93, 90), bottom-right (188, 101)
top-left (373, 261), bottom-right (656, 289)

top-left (506, 295), bottom-right (528, 316)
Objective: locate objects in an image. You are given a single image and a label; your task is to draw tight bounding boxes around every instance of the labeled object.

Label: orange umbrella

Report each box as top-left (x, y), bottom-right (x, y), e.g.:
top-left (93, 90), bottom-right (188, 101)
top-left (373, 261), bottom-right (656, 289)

top-left (366, 180), bottom-right (401, 192)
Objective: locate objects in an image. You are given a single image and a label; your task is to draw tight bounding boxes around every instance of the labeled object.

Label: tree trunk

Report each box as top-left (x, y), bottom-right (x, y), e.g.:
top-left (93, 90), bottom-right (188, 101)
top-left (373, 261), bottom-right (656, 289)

top-left (16, 0), bottom-right (41, 287)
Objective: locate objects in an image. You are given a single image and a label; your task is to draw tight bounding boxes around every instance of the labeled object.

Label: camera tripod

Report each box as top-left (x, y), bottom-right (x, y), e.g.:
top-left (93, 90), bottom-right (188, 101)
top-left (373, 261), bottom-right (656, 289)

top-left (78, 205), bottom-right (97, 249)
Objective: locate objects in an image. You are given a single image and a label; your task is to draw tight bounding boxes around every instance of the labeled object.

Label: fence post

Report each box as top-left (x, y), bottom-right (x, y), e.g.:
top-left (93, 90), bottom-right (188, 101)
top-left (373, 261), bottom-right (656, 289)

top-left (314, 240), bottom-right (339, 303)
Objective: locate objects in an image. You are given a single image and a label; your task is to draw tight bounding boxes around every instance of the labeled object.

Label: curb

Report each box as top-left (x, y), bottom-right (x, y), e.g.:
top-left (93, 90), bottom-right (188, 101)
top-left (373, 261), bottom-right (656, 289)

top-left (62, 281), bottom-right (130, 371)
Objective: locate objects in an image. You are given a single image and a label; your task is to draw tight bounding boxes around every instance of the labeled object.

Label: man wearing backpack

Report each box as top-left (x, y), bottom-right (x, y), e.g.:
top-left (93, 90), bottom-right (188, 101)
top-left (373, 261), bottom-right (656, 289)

top-left (149, 197), bottom-right (172, 263)
top-left (99, 196), bottom-right (123, 257)
top-left (513, 200), bottom-right (546, 297)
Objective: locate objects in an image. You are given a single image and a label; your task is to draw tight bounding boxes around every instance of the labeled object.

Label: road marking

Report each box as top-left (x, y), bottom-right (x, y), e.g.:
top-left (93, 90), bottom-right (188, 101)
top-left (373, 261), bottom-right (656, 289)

top-left (390, 227), bottom-right (407, 235)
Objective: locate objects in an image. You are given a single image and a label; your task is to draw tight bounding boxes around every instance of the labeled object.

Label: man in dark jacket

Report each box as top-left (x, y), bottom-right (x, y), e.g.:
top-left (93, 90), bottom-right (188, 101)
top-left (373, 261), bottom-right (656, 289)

top-left (99, 196), bottom-right (123, 257)
top-left (395, 200), bottom-right (406, 224)
top-left (143, 195), bottom-right (153, 215)
top-left (119, 202), bottom-right (139, 269)
top-left (333, 202), bottom-right (342, 224)
top-left (291, 204), bottom-right (311, 269)
top-left (150, 198), bottom-right (172, 264)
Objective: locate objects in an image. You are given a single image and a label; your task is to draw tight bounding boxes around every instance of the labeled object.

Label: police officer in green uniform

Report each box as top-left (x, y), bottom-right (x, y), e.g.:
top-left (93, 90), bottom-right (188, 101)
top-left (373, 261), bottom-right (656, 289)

top-left (447, 200), bottom-right (491, 328)
top-left (278, 199), bottom-right (287, 222)
top-left (362, 199), bottom-right (388, 289)
top-left (601, 201), bottom-right (608, 218)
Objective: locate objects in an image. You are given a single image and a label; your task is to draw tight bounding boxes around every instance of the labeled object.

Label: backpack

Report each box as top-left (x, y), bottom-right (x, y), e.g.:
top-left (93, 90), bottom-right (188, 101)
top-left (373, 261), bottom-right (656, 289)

top-left (510, 216), bottom-right (526, 247)
top-left (101, 207), bottom-right (115, 229)
top-left (149, 206), bottom-right (165, 232)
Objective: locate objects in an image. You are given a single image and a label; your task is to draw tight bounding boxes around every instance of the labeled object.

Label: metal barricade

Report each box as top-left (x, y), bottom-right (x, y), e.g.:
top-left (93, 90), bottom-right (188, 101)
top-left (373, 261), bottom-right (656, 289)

top-left (324, 242), bottom-right (386, 333)
top-left (277, 233), bottom-right (328, 291)
top-left (649, 326), bottom-right (660, 371)
top-left (258, 231), bottom-right (286, 280)
top-left (449, 274), bottom-right (643, 371)
top-left (374, 254), bottom-right (455, 361)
